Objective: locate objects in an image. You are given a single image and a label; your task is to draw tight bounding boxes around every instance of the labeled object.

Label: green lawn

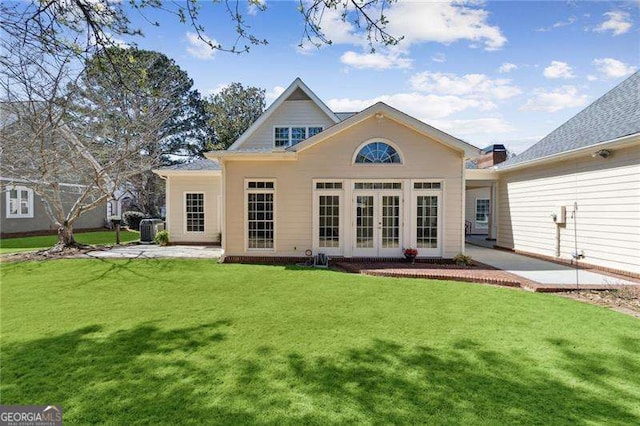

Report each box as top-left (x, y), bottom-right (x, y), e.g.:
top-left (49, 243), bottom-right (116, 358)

top-left (1, 259), bottom-right (639, 424)
top-left (0, 230), bottom-right (139, 254)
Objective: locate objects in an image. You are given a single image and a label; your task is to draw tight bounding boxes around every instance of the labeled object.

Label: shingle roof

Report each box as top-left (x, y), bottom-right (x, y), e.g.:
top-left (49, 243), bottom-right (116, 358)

top-left (500, 71), bottom-right (640, 168)
top-left (162, 158), bottom-right (221, 171)
top-left (335, 112), bottom-right (358, 121)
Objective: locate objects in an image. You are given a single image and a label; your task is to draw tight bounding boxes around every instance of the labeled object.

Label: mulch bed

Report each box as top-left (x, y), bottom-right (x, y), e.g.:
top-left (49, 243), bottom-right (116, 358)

top-left (335, 261), bottom-right (526, 288)
top-left (558, 288), bottom-right (640, 318)
top-left (0, 245), bottom-right (114, 263)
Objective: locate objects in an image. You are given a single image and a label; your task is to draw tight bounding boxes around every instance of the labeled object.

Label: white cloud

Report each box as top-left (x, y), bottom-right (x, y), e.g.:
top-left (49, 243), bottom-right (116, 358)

top-left (543, 61), bottom-right (575, 79)
top-left (206, 83), bottom-right (230, 96)
top-left (593, 58), bottom-right (636, 78)
top-left (186, 32), bottom-right (218, 60)
top-left (594, 11), bottom-right (633, 36)
top-left (431, 53), bottom-right (447, 63)
top-left (247, 0), bottom-right (266, 16)
top-left (586, 74), bottom-right (598, 81)
top-left (498, 62), bottom-right (517, 73)
top-left (521, 86), bottom-right (588, 113)
top-left (340, 50), bottom-right (412, 70)
top-left (327, 92), bottom-right (495, 121)
top-left (299, 0), bottom-right (506, 57)
top-left (431, 117), bottom-right (515, 137)
top-left (386, 1), bottom-right (507, 51)
top-left (409, 71), bottom-right (521, 100)
top-left (265, 86), bottom-right (286, 104)
top-left (536, 16), bottom-right (577, 32)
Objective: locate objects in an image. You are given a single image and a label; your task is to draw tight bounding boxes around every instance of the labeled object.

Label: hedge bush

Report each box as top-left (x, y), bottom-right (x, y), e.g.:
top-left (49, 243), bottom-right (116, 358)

top-left (123, 211), bottom-right (147, 231)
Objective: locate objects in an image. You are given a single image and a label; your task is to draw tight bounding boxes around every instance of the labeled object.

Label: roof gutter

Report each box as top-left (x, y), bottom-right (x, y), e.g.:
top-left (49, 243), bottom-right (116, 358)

top-left (497, 132), bottom-right (640, 172)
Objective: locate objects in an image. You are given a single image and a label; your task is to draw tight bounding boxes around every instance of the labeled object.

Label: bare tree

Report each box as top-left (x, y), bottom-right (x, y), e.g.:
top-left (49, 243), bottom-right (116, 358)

top-left (0, 45), bottom-right (176, 248)
top-left (1, 0), bottom-right (401, 61)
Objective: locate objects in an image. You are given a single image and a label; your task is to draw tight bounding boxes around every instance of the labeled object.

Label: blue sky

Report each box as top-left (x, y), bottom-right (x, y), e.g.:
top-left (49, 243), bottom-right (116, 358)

top-left (121, 1), bottom-right (638, 153)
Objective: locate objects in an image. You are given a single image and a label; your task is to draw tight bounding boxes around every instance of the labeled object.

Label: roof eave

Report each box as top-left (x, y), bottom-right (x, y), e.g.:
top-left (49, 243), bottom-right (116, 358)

top-left (497, 132), bottom-right (640, 172)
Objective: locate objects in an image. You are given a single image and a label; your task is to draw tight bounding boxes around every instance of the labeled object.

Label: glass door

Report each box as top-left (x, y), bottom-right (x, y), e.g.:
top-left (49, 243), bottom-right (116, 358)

top-left (353, 192), bottom-right (402, 257)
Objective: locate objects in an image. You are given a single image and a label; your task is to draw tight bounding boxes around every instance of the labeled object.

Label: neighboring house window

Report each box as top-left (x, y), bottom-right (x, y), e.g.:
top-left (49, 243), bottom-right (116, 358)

top-left (246, 180), bottom-right (275, 250)
top-left (475, 198), bottom-right (490, 229)
top-left (273, 126), bottom-right (324, 148)
top-left (5, 186), bottom-right (34, 218)
top-left (355, 142), bottom-right (402, 164)
top-left (185, 193), bottom-right (205, 232)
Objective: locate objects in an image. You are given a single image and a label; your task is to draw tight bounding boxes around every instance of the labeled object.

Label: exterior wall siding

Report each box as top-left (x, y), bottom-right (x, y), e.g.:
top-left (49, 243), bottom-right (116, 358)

top-left (0, 186), bottom-right (106, 234)
top-left (238, 100), bottom-right (336, 150)
top-left (224, 115), bottom-right (464, 258)
top-left (465, 187), bottom-right (490, 235)
top-left (497, 143), bottom-right (640, 274)
top-left (166, 175), bottom-right (221, 243)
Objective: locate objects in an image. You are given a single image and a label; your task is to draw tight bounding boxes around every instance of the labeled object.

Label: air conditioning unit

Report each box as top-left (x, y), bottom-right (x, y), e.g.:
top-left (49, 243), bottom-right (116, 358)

top-left (140, 219), bottom-right (164, 244)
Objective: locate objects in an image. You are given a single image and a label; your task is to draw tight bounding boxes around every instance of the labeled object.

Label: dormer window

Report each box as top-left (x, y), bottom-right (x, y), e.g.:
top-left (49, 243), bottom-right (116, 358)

top-left (274, 126), bottom-right (324, 148)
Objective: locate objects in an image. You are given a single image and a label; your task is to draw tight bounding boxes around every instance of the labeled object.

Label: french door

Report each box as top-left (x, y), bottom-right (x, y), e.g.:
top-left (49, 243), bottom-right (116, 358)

top-left (353, 192), bottom-right (402, 257)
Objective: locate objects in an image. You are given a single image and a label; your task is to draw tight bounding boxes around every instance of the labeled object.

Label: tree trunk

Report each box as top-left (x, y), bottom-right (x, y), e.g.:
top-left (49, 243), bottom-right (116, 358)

top-left (57, 221), bottom-right (76, 247)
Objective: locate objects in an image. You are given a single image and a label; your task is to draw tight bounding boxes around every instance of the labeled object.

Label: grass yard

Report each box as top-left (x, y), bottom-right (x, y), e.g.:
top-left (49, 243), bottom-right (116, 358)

top-left (0, 230), bottom-right (139, 254)
top-left (1, 259), bottom-right (639, 424)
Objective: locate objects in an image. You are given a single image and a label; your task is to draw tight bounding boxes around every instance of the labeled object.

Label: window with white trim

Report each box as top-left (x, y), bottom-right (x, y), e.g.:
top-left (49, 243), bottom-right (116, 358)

top-left (246, 181), bottom-right (275, 250)
top-left (318, 195), bottom-right (339, 248)
top-left (475, 198), bottom-right (490, 229)
top-left (185, 193), bottom-right (205, 232)
top-left (273, 126), bottom-right (323, 148)
top-left (355, 142), bottom-right (401, 164)
top-left (5, 186), bottom-right (34, 218)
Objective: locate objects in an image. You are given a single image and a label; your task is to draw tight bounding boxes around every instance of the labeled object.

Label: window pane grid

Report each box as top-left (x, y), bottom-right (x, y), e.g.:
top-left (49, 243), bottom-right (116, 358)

top-left (319, 195), bottom-right (339, 248)
top-left (274, 127), bottom-right (289, 147)
top-left (381, 196), bottom-right (400, 248)
top-left (291, 127), bottom-right (306, 146)
top-left (6, 186), bottom-right (32, 218)
top-left (413, 182), bottom-right (442, 189)
top-left (354, 182), bottom-right (401, 190)
top-left (247, 192), bottom-right (274, 249)
top-left (355, 142), bottom-right (401, 164)
top-left (356, 195), bottom-right (374, 248)
top-left (316, 182), bottom-right (343, 190)
top-left (186, 193), bottom-right (204, 232)
top-left (476, 199), bottom-right (490, 226)
top-left (416, 196), bottom-right (438, 248)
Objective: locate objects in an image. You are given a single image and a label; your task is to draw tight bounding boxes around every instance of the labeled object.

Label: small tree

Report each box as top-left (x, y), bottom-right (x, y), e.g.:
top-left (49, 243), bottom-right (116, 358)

top-left (205, 83), bottom-right (265, 150)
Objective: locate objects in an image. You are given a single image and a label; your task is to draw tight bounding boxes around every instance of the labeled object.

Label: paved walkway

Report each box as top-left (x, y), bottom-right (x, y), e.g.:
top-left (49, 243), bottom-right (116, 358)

top-left (465, 244), bottom-right (639, 290)
top-left (87, 244), bottom-right (223, 259)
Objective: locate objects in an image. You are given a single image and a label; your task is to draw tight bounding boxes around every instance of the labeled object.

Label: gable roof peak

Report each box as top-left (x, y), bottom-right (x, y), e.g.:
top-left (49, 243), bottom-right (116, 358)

top-left (225, 78), bottom-right (340, 151)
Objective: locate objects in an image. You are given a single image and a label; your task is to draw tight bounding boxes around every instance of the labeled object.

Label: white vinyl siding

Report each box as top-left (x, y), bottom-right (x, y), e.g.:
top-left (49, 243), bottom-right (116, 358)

top-left (497, 143), bottom-right (640, 274)
top-left (239, 100), bottom-right (335, 150)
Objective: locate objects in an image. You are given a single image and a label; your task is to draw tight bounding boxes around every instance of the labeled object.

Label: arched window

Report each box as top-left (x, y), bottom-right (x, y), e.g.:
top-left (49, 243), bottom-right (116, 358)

top-left (354, 141), bottom-right (402, 164)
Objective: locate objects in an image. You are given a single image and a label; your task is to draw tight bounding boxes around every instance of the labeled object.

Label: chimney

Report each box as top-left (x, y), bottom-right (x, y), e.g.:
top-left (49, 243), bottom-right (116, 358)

top-left (477, 144), bottom-right (507, 169)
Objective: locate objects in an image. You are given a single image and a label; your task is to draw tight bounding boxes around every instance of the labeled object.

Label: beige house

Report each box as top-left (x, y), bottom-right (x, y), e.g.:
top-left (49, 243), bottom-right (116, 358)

top-left (155, 73), bottom-right (639, 275)
top-left (156, 78), bottom-right (478, 259)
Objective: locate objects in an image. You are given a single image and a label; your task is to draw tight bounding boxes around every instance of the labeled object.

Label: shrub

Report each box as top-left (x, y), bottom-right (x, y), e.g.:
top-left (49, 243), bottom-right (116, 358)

top-left (123, 211), bottom-right (147, 231)
top-left (154, 230), bottom-right (169, 246)
top-left (453, 252), bottom-right (473, 266)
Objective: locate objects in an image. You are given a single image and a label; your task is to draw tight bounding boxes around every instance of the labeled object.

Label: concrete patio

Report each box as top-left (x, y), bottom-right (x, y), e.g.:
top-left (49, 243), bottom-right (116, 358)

top-left (87, 244), bottom-right (223, 259)
top-left (465, 245), bottom-right (639, 291)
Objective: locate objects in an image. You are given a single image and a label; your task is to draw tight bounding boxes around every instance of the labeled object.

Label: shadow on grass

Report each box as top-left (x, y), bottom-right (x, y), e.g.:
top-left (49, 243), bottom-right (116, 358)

top-left (2, 322), bottom-right (639, 424)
